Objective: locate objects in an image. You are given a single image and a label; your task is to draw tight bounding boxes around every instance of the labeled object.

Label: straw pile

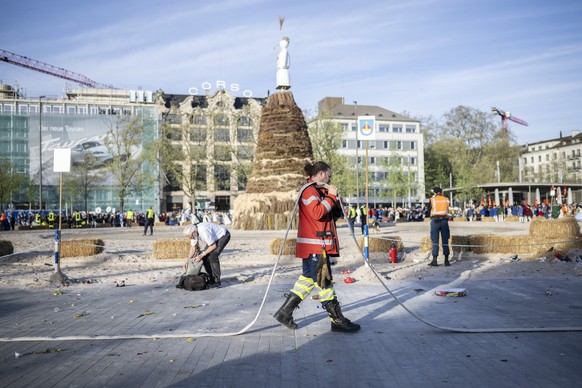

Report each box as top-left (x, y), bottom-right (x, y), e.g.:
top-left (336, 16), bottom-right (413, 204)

top-left (269, 237), bottom-right (296, 255)
top-left (60, 239), bottom-right (104, 258)
top-left (529, 216), bottom-right (580, 239)
top-left (468, 234), bottom-right (540, 255)
top-left (233, 91), bottom-right (313, 230)
top-left (153, 239), bottom-right (190, 259)
top-left (0, 240), bottom-right (14, 257)
top-left (419, 235), bottom-right (471, 253)
top-left (155, 222), bottom-right (166, 227)
top-left (358, 236), bottom-right (403, 252)
top-left (505, 216), bottom-right (519, 222)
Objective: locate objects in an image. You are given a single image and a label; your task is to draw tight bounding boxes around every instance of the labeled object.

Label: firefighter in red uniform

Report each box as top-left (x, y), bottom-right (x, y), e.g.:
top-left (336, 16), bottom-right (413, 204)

top-left (273, 161), bottom-right (360, 333)
top-left (428, 186), bottom-right (451, 266)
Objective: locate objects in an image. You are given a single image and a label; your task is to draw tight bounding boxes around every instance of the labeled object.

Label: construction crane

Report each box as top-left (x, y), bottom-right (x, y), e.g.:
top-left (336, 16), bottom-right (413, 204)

top-left (491, 107), bottom-right (528, 129)
top-left (0, 48), bottom-right (116, 89)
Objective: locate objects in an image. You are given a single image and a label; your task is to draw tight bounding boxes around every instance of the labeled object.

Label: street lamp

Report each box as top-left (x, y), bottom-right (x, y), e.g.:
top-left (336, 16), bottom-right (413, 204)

top-left (39, 96), bottom-right (46, 211)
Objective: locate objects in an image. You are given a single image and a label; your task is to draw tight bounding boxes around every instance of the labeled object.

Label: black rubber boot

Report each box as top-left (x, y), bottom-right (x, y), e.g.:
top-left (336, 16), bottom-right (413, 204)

top-left (444, 256), bottom-right (450, 266)
top-left (273, 293), bottom-right (302, 330)
top-left (324, 299), bottom-right (361, 333)
top-left (428, 256), bottom-right (438, 266)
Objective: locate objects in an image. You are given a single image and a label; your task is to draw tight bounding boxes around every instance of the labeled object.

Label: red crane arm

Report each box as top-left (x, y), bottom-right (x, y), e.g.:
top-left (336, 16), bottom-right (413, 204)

top-left (0, 48), bottom-right (115, 89)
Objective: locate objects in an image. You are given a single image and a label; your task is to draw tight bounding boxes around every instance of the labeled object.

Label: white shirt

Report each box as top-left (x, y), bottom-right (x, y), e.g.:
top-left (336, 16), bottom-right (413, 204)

top-left (190, 222), bottom-right (228, 247)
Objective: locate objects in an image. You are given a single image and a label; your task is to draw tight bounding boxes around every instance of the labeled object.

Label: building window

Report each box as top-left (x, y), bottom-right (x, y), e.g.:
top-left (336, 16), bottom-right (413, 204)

top-left (190, 127), bottom-right (206, 142)
top-left (214, 145), bottom-right (232, 161)
top-left (393, 125), bottom-right (402, 133)
top-left (67, 106), bottom-right (76, 114)
top-left (405, 125), bottom-right (415, 133)
top-left (357, 140), bottom-right (362, 148)
top-left (410, 141), bottom-right (415, 150)
top-left (18, 105), bottom-right (28, 114)
top-left (397, 141), bottom-right (402, 150)
top-left (78, 107), bottom-right (87, 115)
top-left (351, 124), bottom-right (356, 132)
top-left (214, 165), bottom-right (231, 190)
top-left (538, 156), bottom-right (542, 162)
top-left (379, 125), bottom-right (389, 132)
top-left (215, 115), bottom-right (229, 126)
top-left (530, 157), bottom-right (534, 163)
top-left (370, 157), bottom-right (376, 165)
top-left (237, 128), bottom-right (253, 142)
top-left (545, 154), bottom-right (549, 161)
top-left (410, 157), bottom-right (416, 165)
top-left (341, 123), bottom-right (348, 131)
top-left (193, 115), bottom-right (207, 125)
top-left (52, 106), bottom-right (62, 113)
top-left (29, 105), bottom-right (38, 113)
top-left (383, 141), bottom-right (389, 149)
top-left (215, 128), bottom-right (230, 142)
top-left (237, 146), bottom-right (253, 160)
top-left (239, 116), bottom-right (251, 126)
top-left (3, 104), bottom-right (13, 113)
top-left (523, 158), bottom-right (527, 165)
top-left (342, 140), bottom-right (347, 149)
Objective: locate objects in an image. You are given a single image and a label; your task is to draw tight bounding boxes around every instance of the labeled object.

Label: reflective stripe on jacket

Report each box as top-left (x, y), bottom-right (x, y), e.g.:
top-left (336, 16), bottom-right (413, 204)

top-left (430, 194), bottom-right (450, 216)
top-left (295, 181), bottom-right (340, 258)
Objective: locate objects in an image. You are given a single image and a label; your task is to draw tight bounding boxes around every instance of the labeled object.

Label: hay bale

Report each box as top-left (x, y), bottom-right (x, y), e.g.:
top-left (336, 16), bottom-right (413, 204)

top-left (153, 239), bottom-right (190, 259)
top-left (419, 235), bottom-right (470, 253)
top-left (60, 239), bottom-right (104, 258)
top-left (357, 236), bottom-right (404, 252)
top-left (269, 238), bottom-right (296, 255)
top-left (0, 240), bottom-right (14, 257)
top-left (505, 215), bottom-right (519, 222)
top-left (452, 217), bottom-right (467, 222)
top-left (466, 234), bottom-right (581, 255)
top-left (529, 216), bottom-right (580, 239)
top-left (481, 217), bottom-right (495, 222)
top-left (154, 222), bottom-right (166, 227)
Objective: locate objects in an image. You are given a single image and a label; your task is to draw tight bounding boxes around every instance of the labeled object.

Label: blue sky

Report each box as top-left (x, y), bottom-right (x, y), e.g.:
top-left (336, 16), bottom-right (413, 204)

top-left (1, 0), bottom-right (581, 144)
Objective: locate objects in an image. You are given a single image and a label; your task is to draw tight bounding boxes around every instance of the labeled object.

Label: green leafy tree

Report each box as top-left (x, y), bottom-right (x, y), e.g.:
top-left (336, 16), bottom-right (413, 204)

top-left (64, 154), bottom-right (104, 213)
top-left (378, 156), bottom-right (409, 208)
top-left (103, 116), bottom-right (157, 214)
top-left (307, 112), bottom-right (354, 198)
top-left (0, 159), bottom-right (25, 209)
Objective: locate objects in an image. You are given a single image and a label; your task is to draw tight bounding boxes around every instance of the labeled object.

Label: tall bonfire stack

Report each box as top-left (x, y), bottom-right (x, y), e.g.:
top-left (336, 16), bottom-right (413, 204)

top-left (233, 91), bottom-right (312, 230)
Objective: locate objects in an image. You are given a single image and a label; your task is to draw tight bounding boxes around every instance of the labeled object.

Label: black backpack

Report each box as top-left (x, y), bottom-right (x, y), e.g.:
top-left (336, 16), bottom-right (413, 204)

top-left (176, 273), bottom-right (210, 291)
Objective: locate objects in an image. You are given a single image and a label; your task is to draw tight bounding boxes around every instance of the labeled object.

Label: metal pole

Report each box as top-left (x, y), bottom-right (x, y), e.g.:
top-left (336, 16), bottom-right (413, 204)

top-left (39, 96), bottom-right (45, 211)
top-left (354, 101), bottom-right (359, 207)
top-left (365, 139), bottom-right (369, 227)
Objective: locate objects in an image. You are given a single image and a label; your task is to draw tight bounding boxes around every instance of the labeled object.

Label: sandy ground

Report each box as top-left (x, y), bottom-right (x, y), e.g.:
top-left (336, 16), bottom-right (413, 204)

top-left (0, 220), bottom-right (581, 290)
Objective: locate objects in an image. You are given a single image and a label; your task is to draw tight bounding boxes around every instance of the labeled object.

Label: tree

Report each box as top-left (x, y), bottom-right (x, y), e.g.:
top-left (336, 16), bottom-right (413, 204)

top-left (378, 156), bottom-right (409, 207)
top-left (158, 119), bottom-right (207, 212)
top-left (103, 115), bottom-right (157, 214)
top-left (64, 154), bottom-right (104, 213)
top-left (307, 112), bottom-right (354, 198)
top-left (0, 159), bottom-right (25, 209)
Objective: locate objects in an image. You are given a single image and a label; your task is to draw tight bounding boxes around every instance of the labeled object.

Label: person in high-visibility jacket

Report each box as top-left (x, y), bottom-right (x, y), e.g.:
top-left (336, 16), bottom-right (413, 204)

top-left (35, 212), bottom-right (42, 226)
top-left (73, 210), bottom-right (82, 228)
top-left (126, 209), bottom-right (134, 228)
top-left (47, 210), bottom-right (56, 228)
top-left (428, 187), bottom-right (451, 266)
top-left (273, 161), bottom-right (360, 333)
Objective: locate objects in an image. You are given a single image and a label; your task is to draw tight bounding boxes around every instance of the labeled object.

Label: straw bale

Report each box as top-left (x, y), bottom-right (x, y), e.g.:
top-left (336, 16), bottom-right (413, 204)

top-left (60, 239), bottom-right (104, 258)
top-left (505, 216), bottom-right (519, 222)
top-left (269, 238), bottom-right (296, 255)
top-left (0, 240), bottom-right (14, 257)
top-left (155, 222), bottom-right (166, 227)
top-left (467, 234), bottom-right (581, 255)
top-left (232, 191), bottom-right (298, 230)
top-left (358, 236), bottom-right (404, 252)
top-left (153, 239), bottom-right (190, 259)
top-left (452, 217), bottom-right (467, 222)
top-left (480, 217), bottom-right (495, 222)
top-left (529, 216), bottom-right (580, 239)
top-left (419, 235), bottom-right (470, 253)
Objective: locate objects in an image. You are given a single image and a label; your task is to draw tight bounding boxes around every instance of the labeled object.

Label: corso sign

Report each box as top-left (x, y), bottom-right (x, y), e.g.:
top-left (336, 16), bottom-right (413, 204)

top-left (188, 81), bottom-right (253, 97)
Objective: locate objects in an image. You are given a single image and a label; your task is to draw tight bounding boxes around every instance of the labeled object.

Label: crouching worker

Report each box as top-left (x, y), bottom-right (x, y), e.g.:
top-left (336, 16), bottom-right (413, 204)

top-left (274, 161), bottom-right (360, 333)
top-left (182, 221), bottom-right (230, 289)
